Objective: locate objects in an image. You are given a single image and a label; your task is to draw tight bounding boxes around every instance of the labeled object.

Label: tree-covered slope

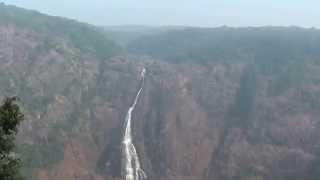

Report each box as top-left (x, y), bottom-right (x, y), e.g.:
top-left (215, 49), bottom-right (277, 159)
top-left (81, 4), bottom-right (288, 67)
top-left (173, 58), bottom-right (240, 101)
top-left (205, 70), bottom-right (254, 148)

top-left (0, 3), bottom-right (136, 179)
top-left (0, 3), bottom-right (121, 59)
top-left (1, 3), bottom-right (320, 180)
top-left (127, 27), bottom-right (320, 180)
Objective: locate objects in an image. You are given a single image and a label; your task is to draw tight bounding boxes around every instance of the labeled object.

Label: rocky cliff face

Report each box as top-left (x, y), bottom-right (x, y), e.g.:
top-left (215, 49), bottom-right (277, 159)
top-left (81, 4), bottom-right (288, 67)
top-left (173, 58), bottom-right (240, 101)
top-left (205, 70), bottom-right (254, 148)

top-left (1, 4), bottom-right (320, 180)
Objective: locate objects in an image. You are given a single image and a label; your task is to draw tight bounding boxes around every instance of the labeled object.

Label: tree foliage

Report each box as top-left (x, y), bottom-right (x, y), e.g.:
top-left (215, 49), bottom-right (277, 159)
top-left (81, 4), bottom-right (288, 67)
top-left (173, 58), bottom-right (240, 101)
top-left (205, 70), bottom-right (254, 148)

top-left (0, 97), bottom-right (24, 180)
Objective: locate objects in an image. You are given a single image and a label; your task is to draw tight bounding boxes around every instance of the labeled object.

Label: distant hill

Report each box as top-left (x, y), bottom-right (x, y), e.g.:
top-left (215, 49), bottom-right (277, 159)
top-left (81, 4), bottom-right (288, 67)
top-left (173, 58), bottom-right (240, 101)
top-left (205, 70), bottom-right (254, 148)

top-left (0, 3), bottom-right (121, 59)
top-left (101, 25), bottom-right (187, 46)
top-left (128, 26), bottom-right (320, 64)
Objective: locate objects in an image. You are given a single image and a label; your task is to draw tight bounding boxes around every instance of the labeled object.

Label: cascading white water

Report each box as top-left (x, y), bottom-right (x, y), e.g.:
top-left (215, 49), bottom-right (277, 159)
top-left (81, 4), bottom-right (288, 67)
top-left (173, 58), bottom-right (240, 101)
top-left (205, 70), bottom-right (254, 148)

top-left (122, 68), bottom-right (147, 180)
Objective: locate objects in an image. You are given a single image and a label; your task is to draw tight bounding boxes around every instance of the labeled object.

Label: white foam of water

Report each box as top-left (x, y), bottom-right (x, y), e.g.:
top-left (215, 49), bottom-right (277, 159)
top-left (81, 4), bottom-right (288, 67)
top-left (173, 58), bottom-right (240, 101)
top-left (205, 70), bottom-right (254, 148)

top-left (122, 68), bottom-right (147, 180)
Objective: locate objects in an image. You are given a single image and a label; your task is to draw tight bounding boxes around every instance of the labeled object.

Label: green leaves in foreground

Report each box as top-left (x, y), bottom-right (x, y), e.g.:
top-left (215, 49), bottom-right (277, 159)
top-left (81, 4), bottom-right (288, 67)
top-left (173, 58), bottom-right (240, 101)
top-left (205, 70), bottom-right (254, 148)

top-left (0, 97), bottom-right (24, 180)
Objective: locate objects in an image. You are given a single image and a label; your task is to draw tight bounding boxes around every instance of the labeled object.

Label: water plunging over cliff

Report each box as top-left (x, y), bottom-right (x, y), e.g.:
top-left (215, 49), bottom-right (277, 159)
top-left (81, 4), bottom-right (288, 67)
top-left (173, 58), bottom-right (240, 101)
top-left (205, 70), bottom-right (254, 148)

top-left (122, 68), bottom-right (147, 180)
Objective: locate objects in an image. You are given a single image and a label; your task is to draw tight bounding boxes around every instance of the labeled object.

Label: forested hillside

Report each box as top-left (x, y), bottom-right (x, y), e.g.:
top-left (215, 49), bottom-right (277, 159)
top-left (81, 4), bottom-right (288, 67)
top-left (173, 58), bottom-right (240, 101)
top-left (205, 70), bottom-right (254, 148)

top-left (0, 4), bottom-right (136, 179)
top-left (128, 27), bottom-right (320, 180)
top-left (0, 3), bottom-right (320, 180)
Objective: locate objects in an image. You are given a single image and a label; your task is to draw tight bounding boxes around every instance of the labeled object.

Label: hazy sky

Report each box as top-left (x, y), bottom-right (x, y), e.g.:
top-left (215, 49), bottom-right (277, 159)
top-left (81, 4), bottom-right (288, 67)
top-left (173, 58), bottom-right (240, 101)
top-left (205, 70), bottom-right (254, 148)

top-left (2, 0), bottom-right (320, 27)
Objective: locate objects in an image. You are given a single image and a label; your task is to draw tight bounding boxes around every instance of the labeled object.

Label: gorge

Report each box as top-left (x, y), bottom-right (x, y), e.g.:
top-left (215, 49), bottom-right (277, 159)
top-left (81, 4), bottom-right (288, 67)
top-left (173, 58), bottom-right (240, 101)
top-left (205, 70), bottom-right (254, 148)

top-left (0, 3), bottom-right (320, 180)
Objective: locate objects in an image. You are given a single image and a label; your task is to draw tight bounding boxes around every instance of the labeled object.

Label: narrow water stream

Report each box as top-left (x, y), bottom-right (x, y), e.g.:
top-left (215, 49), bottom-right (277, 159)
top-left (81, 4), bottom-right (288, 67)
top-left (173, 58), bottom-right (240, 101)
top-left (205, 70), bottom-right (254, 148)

top-left (122, 68), bottom-right (147, 180)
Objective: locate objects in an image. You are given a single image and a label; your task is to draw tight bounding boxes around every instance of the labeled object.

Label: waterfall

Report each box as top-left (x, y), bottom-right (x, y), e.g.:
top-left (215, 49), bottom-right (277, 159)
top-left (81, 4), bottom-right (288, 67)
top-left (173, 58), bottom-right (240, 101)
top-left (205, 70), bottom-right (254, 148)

top-left (122, 68), bottom-right (147, 180)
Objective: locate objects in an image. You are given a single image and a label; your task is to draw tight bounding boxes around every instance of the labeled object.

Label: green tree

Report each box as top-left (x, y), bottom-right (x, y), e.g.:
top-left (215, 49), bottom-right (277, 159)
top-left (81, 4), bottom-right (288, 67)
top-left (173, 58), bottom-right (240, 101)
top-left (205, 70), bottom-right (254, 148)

top-left (0, 97), bottom-right (24, 180)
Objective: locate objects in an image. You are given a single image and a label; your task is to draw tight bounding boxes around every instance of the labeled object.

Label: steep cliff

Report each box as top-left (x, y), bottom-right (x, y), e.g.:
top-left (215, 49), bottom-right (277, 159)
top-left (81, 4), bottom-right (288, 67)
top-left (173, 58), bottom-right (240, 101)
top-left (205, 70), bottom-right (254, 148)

top-left (0, 4), bottom-right (320, 180)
